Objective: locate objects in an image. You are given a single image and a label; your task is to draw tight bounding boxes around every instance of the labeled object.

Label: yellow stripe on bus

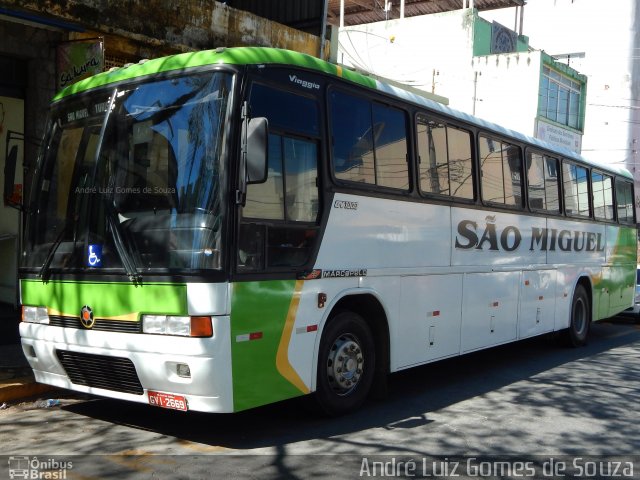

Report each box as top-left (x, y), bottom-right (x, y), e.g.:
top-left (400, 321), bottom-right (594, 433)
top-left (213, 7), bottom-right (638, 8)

top-left (275, 280), bottom-right (310, 394)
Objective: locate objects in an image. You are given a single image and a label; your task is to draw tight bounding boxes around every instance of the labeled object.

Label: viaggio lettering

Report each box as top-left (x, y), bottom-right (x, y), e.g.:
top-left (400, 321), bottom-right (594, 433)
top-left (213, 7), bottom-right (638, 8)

top-left (456, 221), bottom-right (605, 253)
top-left (288, 74), bottom-right (320, 90)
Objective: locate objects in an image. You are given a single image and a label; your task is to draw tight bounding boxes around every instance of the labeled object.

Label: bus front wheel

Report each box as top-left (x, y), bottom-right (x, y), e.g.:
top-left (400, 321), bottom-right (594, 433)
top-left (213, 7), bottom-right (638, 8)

top-left (315, 311), bottom-right (375, 416)
top-left (566, 284), bottom-right (591, 347)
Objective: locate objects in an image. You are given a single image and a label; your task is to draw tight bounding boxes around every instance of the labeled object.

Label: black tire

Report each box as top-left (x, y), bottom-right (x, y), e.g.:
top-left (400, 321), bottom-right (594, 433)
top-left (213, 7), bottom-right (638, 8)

top-left (315, 311), bottom-right (375, 416)
top-left (565, 284), bottom-right (591, 347)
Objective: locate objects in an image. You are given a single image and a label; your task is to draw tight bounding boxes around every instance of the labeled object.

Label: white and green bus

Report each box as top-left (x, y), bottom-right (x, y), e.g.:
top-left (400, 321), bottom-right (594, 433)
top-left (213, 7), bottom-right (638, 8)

top-left (18, 47), bottom-right (637, 415)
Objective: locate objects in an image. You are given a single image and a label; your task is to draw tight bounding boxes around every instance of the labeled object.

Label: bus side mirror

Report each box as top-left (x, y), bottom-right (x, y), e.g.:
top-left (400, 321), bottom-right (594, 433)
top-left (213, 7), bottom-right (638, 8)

top-left (3, 144), bottom-right (21, 209)
top-left (246, 117), bottom-right (268, 184)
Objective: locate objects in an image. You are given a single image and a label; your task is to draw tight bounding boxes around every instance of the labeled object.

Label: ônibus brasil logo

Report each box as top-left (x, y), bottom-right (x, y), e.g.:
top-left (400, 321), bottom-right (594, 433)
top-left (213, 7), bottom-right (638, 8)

top-left (8, 456), bottom-right (73, 479)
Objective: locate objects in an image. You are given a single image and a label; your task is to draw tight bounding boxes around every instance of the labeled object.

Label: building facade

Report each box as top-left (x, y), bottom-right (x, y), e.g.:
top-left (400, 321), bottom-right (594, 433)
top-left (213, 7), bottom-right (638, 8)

top-left (483, 0), bottom-right (640, 216)
top-left (336, 7), bottom-right (587, 153)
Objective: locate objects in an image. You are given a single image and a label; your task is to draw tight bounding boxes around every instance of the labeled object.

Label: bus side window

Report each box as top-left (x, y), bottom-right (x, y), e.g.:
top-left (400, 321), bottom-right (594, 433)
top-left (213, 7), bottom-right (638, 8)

top-left (592, 171), bottom-right (614, 221)
top-left (330, 90), bottom-right (409, 190)
top-left (527, 152), bottom-right (560, 213)
top-left (417, 116), bottom-right (473, 199)
top-left (418, 118), bottom-right (448, 195)
top-left (615, 179), bottom-right (635, 224)
top-left (372, 103), bottom-right (409, 190)
top-left (479, 135), bottom-right (523, 207)
top-left (563, 161), bottom-right (590, 217)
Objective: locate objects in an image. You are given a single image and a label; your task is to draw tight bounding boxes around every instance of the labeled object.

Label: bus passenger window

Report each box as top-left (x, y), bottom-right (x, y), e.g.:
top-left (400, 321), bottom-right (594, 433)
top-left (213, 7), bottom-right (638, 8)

top-left (479, 135), bottom-right (523, 207)
top-left (615, 179), bottom-right (635, 223)
top-left (417, 117), bottom-right (473, 199)
top-left (330, 90), bottom-right (409, 190)
top-left (527, 152), bottom-right (560, 213)
top-left (592, 171), bottom-right (614, 221)
top-left (563, 162), bottom-right (590, 217)
top-left (448, 126), bottom-right (474, 199)
top-left (372, 104), bottom-right (409, 190)
top-left (330, 91), bottom-right (375, 185)
top-left (418, 119), bottom-right (448, 195)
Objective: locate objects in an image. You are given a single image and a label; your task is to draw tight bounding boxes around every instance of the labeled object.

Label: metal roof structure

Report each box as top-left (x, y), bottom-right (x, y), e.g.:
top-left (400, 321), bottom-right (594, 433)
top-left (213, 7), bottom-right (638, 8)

top-left (327, 0), bottom-right (526, 26)
top-left (227, 1), bottom-right (525, 35)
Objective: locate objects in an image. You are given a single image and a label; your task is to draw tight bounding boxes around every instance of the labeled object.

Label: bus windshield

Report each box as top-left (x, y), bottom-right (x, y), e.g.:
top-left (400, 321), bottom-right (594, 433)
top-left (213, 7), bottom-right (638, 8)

top-left (24, 71), bottom-right (232, 275)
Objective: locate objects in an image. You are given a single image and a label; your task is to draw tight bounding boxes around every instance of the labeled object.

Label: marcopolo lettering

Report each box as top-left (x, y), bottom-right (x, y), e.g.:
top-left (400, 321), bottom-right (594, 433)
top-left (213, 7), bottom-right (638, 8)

top-left (455, 220), bottom-right (605, 253)
top-left (322, 269), bottom-right (367, 278)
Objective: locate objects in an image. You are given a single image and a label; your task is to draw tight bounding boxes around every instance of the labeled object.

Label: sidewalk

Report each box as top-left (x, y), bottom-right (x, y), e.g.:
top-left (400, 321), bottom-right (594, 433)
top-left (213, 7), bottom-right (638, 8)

top-left (0, 305), bottom-right (55, 404)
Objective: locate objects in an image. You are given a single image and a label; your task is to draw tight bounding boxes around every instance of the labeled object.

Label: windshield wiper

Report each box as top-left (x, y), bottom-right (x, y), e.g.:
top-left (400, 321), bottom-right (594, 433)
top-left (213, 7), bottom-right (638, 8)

top-left (38, 172), bottom-right (87, 279)
top-left (38, 222), bottom-right (69, 279)
top-left (102, 195), bottom-right (142, 283)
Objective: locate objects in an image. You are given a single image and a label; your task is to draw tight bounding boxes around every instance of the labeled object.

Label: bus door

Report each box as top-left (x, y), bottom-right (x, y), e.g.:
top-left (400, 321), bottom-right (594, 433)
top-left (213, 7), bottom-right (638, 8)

top-left (229, 74), bottom-right (324, 411)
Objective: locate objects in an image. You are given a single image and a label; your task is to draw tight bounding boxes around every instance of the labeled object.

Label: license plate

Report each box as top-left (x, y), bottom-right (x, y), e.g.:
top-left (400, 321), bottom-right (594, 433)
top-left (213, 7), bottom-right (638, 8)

top-left (148, 391), bottom-right (188, 411)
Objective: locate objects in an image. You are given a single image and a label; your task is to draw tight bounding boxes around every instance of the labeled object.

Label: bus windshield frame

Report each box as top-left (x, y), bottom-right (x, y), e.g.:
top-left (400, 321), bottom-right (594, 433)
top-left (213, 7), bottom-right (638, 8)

top-left (22, 70), bottom-right (234, 278)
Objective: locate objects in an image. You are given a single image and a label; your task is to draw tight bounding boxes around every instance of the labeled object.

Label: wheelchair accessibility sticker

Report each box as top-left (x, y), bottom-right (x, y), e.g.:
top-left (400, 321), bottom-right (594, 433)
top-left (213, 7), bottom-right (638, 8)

top-left (87, 244), bottom-right (102, 268)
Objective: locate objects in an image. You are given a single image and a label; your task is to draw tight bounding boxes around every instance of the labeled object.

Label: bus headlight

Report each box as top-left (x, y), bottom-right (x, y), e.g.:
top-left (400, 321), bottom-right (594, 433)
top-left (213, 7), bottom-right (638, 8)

top-left (22, 306), bottom-right (50, 324)
top-left (142, 315), bottom-right (213, 337)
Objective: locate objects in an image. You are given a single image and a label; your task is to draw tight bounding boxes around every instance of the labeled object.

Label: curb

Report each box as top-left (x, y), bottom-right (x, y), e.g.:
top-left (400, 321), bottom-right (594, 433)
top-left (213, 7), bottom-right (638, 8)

top-left (0, 377), bottom-right (57, 404)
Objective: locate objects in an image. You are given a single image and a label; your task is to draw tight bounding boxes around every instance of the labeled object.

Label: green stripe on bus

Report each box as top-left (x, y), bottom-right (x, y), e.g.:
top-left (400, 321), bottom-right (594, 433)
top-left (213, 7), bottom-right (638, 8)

top-left (53, 47), bottom-right (376, 101)
top-left (610, 225), bottom-right (637, 265)
top-left (230, 280), bottom-right (304, 412)
top-left (20, 279), bottom-right (187, 318)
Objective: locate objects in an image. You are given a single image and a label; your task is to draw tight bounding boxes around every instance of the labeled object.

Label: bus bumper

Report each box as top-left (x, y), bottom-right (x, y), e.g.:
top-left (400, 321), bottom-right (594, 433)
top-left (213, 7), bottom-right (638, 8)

top-left (19, 316), bottom-right (234, 413)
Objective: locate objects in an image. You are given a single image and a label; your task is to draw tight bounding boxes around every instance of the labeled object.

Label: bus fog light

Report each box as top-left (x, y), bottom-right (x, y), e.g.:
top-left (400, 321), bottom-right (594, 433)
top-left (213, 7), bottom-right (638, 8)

top-left (22, 306), bottom-right (49, 324)
top-left (176, 363), bottom-right (191, 378)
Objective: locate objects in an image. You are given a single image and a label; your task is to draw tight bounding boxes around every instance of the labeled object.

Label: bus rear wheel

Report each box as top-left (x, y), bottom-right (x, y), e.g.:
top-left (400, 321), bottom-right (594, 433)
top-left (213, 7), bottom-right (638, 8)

top-left (315, 311), bottom-right (375, 416)
top-left (566, 284), bottom-right (590, 347)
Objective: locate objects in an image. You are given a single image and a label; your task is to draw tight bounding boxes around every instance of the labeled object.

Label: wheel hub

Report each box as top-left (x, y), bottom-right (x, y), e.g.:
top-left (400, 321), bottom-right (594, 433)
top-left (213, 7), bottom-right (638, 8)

top-left (327, 334), bottom-right (364, 396)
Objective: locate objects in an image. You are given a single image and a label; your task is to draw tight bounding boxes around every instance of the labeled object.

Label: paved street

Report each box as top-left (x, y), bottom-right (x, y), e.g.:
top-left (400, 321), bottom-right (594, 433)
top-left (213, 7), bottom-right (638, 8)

top-left (1, 318), bottom-right (639, 478)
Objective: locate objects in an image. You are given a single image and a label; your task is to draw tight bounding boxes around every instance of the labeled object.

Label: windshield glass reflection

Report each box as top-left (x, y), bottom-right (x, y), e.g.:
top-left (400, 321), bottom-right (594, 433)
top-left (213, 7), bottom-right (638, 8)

top-left (24, 72), bottom-right (232, 274)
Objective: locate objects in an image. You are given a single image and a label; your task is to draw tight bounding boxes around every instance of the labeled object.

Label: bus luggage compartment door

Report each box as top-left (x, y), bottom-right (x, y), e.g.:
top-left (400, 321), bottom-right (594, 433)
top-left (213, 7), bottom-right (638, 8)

top-left (461, 272), bottom-right (519, 352)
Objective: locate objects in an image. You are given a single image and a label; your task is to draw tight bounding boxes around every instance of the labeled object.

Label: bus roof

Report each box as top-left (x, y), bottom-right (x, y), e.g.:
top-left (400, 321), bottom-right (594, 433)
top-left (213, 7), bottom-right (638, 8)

top-left (55, 46), bottom-right (632, 179)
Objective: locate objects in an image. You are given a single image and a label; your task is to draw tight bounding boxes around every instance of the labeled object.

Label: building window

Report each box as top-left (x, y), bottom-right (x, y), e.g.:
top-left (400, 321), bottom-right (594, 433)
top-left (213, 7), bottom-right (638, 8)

top-left (539, 66), bottom-right (582, 129)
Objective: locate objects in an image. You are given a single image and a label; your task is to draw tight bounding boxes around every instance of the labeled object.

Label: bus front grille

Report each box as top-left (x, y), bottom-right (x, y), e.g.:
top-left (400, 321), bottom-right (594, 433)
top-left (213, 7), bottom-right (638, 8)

top-left (49, 315), bottom-right (142, 333)
top-left (55, 350), bottom-right (144, 395)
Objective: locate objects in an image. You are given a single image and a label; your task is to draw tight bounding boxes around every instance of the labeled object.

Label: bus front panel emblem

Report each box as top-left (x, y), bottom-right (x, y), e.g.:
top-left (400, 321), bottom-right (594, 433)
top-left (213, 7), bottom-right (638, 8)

top-left (80, 305), bottom-right (95, 329)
